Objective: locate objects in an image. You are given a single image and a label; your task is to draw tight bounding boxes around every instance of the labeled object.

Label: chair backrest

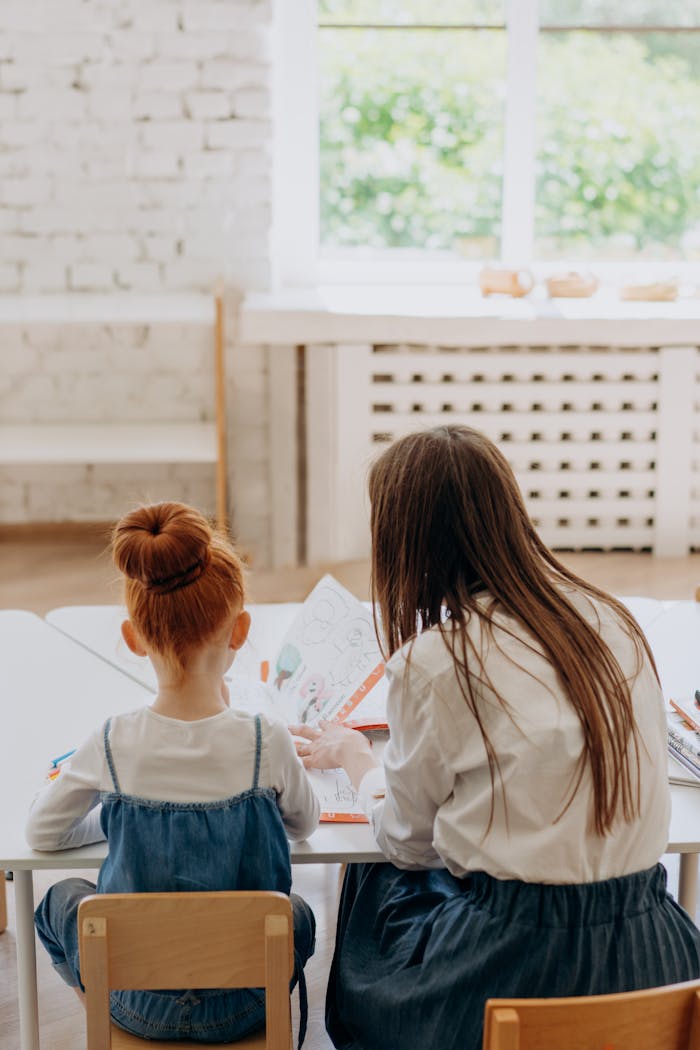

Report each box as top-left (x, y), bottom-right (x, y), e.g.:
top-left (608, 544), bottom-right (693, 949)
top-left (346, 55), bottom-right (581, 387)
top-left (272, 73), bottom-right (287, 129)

top-left (78, 891), bottom-right (294, 1050)
top-left (483, 980), bottom-right (700, 1050)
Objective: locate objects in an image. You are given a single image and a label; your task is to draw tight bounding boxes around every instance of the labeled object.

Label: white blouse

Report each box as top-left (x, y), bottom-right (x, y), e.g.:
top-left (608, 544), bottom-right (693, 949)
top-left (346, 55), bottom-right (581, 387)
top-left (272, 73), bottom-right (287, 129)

top-left (357, 590), bottom-right (670, 883)
top-left (26, 706), bottom-right (320, 851)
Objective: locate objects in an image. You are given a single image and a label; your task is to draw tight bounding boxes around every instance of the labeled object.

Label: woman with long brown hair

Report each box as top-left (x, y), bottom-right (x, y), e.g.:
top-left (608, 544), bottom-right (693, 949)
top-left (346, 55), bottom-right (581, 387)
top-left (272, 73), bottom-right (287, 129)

top-left (294, 425), bottom-right (700, 1050)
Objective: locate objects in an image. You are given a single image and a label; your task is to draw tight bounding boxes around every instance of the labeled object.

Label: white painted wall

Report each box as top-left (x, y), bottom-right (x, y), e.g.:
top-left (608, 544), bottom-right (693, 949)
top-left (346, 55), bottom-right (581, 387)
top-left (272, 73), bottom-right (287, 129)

top-left (0, 0), bottom-right (274, 293)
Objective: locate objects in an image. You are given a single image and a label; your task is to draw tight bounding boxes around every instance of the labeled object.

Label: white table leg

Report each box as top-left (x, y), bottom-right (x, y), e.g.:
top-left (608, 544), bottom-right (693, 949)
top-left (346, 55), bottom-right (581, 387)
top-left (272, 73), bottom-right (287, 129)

top-left (0, 871), bottom-right (7, 933)
top-left (15, 869), bottom-right (40, 1050)
top-left (678, 853), bottom-right (699, 919)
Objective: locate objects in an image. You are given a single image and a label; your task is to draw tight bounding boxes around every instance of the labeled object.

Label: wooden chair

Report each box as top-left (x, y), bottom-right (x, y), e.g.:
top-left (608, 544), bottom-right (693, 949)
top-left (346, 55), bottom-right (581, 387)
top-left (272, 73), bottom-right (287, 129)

top-left (78, 891), bottom-right (294, 1050)
top-left (483, 979), bottom-right (700, 1050)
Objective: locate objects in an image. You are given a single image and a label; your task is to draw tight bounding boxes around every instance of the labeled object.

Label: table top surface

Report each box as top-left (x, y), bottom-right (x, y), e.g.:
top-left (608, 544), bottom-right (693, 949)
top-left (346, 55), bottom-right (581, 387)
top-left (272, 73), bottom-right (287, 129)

top-left (3, 597), bottom-right (700, 869)
top-left (0, 609), bottom-right (380, 868)
top-left (46, 602), bottom-right (306, 693)
top-left (45, 594), bottom-right (677, 690)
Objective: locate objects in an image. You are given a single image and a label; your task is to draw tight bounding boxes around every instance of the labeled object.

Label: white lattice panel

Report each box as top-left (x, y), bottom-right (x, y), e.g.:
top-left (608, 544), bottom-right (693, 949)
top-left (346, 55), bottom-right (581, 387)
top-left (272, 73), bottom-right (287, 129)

top-left (305, 342), bottom-right (700, 562)
top-left (688, 355), bottom-right (700, 553)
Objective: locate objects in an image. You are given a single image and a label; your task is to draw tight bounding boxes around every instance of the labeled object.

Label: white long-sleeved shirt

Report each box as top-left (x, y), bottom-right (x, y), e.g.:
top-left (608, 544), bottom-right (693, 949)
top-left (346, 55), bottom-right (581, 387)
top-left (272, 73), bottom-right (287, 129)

top-left (26, 706), bottom-right (320, 851)
top-left (357, 589), bottom-right (670, 883)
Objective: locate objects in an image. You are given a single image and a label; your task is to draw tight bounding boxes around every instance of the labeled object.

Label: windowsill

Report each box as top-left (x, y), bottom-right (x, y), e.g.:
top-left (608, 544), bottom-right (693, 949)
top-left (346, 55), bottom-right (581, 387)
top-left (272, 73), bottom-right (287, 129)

top-left (239, 285), bottom-right (700, 346)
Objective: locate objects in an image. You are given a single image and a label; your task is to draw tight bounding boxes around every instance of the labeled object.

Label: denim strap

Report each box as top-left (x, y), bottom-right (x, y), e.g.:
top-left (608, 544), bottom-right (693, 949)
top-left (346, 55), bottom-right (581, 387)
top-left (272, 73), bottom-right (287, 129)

top-left (294, 949), bottom-right (308, 1049)
top-left (103, 718), bottom-right (121, 793)
top-left (252, 714), bottom-right (262, 790)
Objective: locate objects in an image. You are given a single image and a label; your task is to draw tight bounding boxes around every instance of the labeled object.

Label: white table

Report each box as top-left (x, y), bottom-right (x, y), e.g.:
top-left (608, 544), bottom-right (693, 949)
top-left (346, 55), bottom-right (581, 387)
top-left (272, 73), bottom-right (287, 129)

top-left (0, 610), bottom-right (381, 1050)
top-left (44, 594), bottom-right (700, 903)
top-left (636, 600), bottom-right (700, 700)
top-left (45, 594), bottom-right (672, 693)
top-left (46, 602), bottom-right (305, 693)
top-left (6, 597), bottom-right (700, 1050)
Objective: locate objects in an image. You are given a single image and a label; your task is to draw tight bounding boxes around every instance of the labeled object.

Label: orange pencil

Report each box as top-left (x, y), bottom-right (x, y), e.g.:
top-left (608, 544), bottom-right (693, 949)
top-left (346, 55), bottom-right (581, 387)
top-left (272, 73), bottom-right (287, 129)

top-left (670, 697), bottom-right (700, 736)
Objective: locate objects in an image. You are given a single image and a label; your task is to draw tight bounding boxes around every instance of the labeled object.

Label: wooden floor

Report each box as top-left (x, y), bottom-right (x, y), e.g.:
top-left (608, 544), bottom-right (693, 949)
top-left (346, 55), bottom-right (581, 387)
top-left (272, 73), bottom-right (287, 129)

top-left (2, 524), bottom-right (700, 613)
top-left (2, 525), bottom-right (700, 1050)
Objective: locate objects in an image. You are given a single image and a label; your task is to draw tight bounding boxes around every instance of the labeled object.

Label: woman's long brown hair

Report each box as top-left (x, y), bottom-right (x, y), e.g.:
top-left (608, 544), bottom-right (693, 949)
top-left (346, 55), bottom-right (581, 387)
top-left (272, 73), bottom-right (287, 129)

top-left (368, 425), bottom-right (659, 837)
top-left (111, 501), bottom-right (246, 677)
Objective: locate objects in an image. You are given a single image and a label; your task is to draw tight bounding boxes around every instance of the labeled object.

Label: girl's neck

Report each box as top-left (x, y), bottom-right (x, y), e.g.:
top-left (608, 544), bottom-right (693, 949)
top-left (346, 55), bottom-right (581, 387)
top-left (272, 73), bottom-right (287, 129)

top-left (150, 674), bottom-right (228, 721)
top-left (144, 628), bottom-right (235, 721)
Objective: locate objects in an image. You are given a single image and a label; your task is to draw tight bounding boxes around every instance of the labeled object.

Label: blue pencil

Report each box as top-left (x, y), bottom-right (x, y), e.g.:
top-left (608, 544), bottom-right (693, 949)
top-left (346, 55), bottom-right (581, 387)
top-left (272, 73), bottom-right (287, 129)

top-left (50, 749), bottom-right (76, 767)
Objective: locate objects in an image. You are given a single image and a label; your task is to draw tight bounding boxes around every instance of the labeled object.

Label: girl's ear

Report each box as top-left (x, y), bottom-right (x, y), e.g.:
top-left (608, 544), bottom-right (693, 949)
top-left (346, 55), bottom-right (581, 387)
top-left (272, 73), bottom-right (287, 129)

top-left (230, 609), bottom-right (251, 651)
top-left (121, 619), bottom-right (147, 657)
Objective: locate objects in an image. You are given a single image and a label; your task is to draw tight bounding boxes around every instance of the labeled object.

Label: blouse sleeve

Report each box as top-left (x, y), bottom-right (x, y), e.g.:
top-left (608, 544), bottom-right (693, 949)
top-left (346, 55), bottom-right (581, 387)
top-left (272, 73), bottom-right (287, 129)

top-left (264, 718), bottom-right (321, 841)
top-left (25, 727), bottom-right (107, 851)
top-left (358, 655), bottom-right (457, 869)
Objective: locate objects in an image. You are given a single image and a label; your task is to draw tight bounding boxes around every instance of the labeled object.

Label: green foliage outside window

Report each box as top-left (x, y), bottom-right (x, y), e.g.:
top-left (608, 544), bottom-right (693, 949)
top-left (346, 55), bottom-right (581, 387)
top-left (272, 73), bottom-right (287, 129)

top-left (536, 33), bottom-right (700, 258)
top-left (319, 22), bottom-right (700, 260)
top-left (319, 27), bottom-right (505, 254)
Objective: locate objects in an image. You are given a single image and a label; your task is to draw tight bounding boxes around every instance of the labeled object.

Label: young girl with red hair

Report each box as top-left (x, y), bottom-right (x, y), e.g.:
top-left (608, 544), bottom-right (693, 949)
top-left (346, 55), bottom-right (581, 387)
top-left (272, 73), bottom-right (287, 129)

top-left (29, 501), bottom-right (319, 1043)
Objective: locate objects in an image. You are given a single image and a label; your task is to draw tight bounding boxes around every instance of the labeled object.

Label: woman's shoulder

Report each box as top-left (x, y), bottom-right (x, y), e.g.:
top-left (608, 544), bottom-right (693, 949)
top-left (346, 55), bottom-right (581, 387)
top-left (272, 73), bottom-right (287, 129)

top-left (386, 625), bottom-right (459, 685)
top-left (552, 585), bottom-right (645, 649)
top-left (385, 584), bottom-right (637, 679)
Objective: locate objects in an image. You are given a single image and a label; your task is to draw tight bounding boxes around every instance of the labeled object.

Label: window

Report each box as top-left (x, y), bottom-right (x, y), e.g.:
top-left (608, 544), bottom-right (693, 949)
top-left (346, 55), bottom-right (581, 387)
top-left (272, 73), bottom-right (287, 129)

top-left (535, 2), bottom-right (700, 262)
top-left (319, 2), bottom-right (507, 260)
top-left (273, 2), bottom-right (700, 286)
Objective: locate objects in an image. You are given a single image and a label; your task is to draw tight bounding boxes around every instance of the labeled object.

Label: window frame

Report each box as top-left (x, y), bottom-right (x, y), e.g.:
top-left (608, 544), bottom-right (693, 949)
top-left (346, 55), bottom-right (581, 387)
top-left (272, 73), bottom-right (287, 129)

top-left (271, 0), bottom-right (700, 289)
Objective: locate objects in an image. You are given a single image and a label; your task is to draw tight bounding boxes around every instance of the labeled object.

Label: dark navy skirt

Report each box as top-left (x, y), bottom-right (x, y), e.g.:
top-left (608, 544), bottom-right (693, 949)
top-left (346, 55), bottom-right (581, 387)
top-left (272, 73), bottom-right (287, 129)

top-left (325, 862), bottom-right (700, 1050)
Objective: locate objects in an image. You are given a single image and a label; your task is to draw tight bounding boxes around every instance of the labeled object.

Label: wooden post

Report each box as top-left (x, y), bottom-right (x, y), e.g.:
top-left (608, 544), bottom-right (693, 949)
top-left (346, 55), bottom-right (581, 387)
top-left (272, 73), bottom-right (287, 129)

top-left (214, 281), bottom-right (229, 533)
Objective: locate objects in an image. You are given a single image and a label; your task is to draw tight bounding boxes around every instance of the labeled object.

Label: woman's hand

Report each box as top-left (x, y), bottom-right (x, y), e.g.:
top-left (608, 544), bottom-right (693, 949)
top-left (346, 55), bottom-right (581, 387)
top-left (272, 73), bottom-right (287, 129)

top-left (290, 720), bottom-right (379, 790)
top-left (291, 720), bottom-right (367, 769)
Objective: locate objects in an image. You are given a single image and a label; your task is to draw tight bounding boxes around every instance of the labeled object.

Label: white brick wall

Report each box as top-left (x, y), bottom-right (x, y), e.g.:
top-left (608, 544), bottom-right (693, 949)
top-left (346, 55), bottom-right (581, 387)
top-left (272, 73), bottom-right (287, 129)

top-left (0, 462), bottom-right (218, 527)
top-left (0, 0), bottom-right (275, 294)
top-left (0, 315), bottom-right (275, 565)
top-left (0, 1), bottom-right (278, 563)
top-left (1, 324), bottom-right (215, 423)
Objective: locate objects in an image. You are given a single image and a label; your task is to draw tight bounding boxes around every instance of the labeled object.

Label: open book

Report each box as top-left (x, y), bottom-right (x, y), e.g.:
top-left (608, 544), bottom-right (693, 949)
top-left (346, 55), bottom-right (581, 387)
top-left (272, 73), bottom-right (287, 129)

top-left (229, 575), bottom-right (388, 822)
top-left (667, 697), bottom-right (700, 787)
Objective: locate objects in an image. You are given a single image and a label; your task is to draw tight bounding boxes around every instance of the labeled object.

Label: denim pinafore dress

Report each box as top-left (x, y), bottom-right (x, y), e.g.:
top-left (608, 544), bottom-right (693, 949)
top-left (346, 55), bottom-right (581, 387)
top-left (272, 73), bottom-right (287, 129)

top-left (97, 714), bottom-right (306, 1043)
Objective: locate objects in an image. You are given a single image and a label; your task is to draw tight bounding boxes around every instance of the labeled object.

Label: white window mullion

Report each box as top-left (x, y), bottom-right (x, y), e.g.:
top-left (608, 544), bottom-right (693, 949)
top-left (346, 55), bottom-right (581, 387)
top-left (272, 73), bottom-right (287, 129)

top-left (501, 0), bottom-right (538, 263)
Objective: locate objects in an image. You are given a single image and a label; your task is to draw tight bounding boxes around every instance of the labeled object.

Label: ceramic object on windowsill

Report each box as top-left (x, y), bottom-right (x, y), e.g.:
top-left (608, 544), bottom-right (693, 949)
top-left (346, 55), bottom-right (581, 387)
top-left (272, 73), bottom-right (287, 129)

top-left (546, 271), bottom-right (599, 298)
top-left (620, 280), bottom-right (679, 302)
top-left (479, 267), bottom-right (534, 298)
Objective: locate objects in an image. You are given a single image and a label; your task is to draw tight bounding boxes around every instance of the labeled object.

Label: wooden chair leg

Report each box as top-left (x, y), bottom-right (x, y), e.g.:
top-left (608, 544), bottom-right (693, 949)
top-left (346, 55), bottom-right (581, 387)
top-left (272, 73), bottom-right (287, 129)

top-left (0, 873), bottom-right (7, 934)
